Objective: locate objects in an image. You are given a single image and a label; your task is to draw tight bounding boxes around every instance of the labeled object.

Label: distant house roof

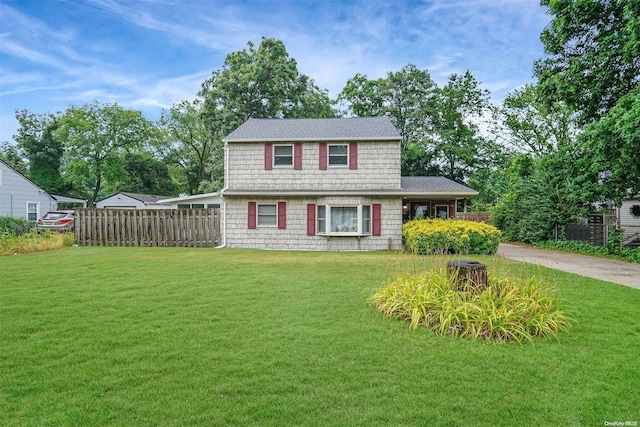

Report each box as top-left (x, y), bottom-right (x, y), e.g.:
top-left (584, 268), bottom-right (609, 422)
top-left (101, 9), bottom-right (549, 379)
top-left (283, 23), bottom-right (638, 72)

top-left (156, 192), bottom-right (220, 204)
top-left (401, 176), bottom-right (478, 197)
top-left (97, 192), bottom-right (173, 204)
top-left (52, 194), bottom-right (87, 207)
top-left (119, 192), bottom-right (172, 204)
top-left (222, 116), bottom-right (402, 143)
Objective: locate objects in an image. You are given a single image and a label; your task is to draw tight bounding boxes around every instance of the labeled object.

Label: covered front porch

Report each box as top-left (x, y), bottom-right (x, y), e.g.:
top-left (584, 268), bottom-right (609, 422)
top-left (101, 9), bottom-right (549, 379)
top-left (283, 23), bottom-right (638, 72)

top-left (400, 177), bottom-right (478, 223)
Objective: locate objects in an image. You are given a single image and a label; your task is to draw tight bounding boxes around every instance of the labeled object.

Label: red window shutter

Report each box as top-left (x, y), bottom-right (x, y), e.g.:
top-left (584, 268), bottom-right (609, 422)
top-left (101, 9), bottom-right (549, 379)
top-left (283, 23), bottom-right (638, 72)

top-left (349, 142), bottom-right (358, 170)
top-left (278, 201), bottom-right (287, 229)
top-left (294, 143), bottom-right (303, 170)
top-left (319, 143), bottom-right (327, 170)
top-left (248, 202), bottom-right (257, 229)
top-left (264, 143), bottom-right (273, 170)
top-left (372, 203), bottom-right (382, 236)
top-left (307, 204), bottom-right (316, 236)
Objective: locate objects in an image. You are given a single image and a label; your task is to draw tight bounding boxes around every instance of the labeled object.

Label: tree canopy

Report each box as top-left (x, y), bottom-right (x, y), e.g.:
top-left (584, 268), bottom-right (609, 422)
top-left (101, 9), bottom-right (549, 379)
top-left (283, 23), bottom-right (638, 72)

top-left (535, 0), bottom-right (640, 202)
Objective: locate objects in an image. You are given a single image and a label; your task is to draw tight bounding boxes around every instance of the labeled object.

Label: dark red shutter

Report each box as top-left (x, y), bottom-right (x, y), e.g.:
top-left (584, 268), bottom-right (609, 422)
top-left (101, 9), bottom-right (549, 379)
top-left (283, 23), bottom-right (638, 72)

top-left (278, 202), bottom-right (287, 229)
top-left (248, 202), bottom-right (257, 229)
top-left (319, 143), bottom-right (327, 170)
top-left (307, 204), bottom-right (316, 236)
top-left (264, 143), bottom-right (273, 170)
top-left (349, 142), bottom-right (358, 170)
top-left (372, 203), bottom-right (381, 236)
top-left (294, 143), bottom-right (302, 170)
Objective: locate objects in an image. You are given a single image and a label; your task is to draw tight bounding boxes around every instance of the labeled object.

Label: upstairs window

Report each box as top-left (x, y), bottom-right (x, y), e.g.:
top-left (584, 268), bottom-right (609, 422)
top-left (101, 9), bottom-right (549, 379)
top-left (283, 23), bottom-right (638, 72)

top-left (273, 145), bottom-right (293, 167)
top-left (328, 144), bottom-right (348, 167)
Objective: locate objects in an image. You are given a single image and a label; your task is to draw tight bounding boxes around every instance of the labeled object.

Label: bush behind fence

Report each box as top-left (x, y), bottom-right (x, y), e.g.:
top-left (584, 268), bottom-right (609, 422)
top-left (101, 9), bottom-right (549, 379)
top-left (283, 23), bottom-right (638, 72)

top-left (75, 208), bottom-right (220, 247)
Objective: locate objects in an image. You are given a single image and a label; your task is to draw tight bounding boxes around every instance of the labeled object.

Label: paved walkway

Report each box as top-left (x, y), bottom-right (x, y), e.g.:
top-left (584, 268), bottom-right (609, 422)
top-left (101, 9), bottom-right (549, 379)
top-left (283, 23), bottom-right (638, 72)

top-left (497, 243), bottom-right (640, 290)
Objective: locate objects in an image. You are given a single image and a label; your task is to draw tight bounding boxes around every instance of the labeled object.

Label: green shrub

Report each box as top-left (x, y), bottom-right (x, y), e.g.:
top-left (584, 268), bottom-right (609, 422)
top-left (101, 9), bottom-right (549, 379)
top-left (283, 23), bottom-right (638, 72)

top-left (372, 270), bottom-right (572, 343)
top-left (0, 217), bottom-right (33, 236)
top-left (403, 219), bottom-right (501, 255)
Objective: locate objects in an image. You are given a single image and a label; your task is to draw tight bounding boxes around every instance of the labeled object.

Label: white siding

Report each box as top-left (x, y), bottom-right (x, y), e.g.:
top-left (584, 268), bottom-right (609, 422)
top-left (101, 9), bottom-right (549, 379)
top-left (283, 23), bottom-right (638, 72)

top-left (0, 161), bottom-right (56, 220)
top-left (619, 197), bottom-right (640, 241)
top-left (225, 196), bottom-right (402, 251)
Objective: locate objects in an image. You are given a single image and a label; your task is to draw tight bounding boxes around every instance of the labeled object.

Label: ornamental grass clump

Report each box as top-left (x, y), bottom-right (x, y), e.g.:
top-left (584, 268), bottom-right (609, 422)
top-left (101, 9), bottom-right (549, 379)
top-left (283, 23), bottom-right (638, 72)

top-left (0, 231), bottom-right (74, 256)
top-left (403, 219), bottom-right (501, 255)
top-left (372, 270), bottom-right (572, 343)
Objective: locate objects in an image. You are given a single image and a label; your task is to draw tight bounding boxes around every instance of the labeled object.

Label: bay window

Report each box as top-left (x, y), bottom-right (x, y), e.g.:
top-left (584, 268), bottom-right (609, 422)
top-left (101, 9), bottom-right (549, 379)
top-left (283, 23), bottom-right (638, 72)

top-left (316, 204), bottom-right (371, 235)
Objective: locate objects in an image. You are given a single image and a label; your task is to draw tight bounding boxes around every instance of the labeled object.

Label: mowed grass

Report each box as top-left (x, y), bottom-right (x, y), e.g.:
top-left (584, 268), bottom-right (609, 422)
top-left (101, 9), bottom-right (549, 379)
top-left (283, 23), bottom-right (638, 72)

top-left (1, 247), bottom-right (639, 426)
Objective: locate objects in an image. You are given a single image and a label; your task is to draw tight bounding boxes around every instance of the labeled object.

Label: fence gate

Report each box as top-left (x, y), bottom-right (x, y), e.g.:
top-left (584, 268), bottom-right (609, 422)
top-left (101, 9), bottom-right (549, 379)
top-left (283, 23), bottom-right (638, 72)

top-left (75, 208), bottom-right (220, 247)
top-left (558, 214), bottom-right (617, 247)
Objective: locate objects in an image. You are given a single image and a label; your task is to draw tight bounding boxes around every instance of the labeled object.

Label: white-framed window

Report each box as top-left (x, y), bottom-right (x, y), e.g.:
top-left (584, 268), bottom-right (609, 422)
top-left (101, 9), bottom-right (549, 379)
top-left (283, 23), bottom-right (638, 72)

top-left (328, 144), bottom-right (348, 167)
top-left (27, 202), bottom-right (39, 222)
top-left (273, 145), bottom-right (293, 167)
top-left (316, 204), bottom-right (371, 235)
top-left (257, 204), bottom-right (277, 227)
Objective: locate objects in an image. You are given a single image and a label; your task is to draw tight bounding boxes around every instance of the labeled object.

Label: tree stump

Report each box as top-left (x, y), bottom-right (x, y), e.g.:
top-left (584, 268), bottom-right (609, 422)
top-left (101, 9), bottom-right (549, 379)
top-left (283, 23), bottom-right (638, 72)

top-left (447, 260), bottom-right (488, 293)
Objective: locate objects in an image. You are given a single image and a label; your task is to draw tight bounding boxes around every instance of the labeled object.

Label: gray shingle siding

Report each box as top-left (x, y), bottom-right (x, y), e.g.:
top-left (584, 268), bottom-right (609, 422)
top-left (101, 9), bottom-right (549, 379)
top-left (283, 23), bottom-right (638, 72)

top-left (225, 196), bottom-right (402, 250)
top-left (227, 141), bottom-right (401, 191)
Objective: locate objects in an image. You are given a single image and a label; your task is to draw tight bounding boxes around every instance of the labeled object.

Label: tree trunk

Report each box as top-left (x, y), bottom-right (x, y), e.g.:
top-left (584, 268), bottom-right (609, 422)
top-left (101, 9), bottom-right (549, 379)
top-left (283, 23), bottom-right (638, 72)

top-left (447, 260), bottom-right (488, 293)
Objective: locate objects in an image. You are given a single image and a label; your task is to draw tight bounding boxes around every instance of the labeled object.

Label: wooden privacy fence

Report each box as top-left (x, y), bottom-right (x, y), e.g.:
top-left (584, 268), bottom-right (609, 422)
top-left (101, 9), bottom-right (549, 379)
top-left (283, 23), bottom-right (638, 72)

top-left (455, 211), bottom-right (491, 223)
top-left (75, 208), bottom-right (220, 247)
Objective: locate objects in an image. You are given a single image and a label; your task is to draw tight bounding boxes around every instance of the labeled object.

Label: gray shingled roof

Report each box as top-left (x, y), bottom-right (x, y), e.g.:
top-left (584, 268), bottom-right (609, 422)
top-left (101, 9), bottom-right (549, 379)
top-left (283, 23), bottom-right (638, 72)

top-left (223, 116), bottom-right (401, 142)
top-left (401, 176), bottom-right (478, 195)
top-left (120, 192), bottom-right (173, 203)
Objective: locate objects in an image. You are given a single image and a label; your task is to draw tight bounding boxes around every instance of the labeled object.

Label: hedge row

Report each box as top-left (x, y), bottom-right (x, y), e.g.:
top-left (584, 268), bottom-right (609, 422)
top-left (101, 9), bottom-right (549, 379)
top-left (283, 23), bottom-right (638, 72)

top-left (0, 217), bottom-right (33, 237)
top-left (403, 219), bottom-right (501, 255)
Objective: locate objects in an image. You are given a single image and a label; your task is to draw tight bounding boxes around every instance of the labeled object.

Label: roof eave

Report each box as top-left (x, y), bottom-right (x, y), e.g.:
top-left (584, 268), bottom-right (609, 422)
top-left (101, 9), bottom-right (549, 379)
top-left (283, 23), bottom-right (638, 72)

top-left (222, 137), bottom-right (402, 143)
top-left (221, 189), bottom-right (478, 197)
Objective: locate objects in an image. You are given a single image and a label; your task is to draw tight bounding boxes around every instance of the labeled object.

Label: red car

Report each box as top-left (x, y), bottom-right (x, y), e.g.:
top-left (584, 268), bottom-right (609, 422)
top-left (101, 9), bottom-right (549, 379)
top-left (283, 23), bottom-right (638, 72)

top-left (37, 211), bottom-right (75, 232)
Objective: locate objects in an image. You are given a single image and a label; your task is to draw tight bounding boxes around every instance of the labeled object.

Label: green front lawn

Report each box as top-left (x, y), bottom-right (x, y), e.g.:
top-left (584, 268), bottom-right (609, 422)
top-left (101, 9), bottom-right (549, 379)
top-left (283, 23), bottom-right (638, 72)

top-left (1, 248), bottom-right (638, 426)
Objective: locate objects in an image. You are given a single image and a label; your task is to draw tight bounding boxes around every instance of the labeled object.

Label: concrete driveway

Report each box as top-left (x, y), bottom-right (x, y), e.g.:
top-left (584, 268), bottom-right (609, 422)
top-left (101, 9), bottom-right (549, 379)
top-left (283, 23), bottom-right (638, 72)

top-left (497, 243), bottom-right (640, 290)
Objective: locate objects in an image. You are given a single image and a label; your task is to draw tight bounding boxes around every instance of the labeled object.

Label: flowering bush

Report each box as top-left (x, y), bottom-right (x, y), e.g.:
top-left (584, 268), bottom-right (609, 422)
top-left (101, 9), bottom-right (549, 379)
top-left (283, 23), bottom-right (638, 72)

top-left (403, 218), bottom-right (501, 255)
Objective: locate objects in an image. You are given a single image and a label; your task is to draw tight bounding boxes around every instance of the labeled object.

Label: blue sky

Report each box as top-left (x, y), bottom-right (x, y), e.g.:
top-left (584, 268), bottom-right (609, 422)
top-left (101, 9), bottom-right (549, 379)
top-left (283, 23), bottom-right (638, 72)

top-left (0, 0), bottom-right (551, 144)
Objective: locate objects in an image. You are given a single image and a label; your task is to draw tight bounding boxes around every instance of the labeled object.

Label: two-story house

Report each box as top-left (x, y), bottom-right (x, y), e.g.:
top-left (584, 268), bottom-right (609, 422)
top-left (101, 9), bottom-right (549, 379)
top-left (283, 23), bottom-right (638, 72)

top-left (220, 116), bottom-right (478, 250)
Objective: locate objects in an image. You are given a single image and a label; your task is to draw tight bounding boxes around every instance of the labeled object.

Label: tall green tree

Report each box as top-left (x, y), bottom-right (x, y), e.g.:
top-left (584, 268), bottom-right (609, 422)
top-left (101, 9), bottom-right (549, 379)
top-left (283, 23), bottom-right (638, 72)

top-left (535, 0), bottom-right (640, 202)
top-left (107, 152), bottom-right (175, 196)
top-left (0, 142), bottom-right (28, 175)
top-left (54, 101), bottom-right (157, 205)
top-left (200, 37), bottom-right (335, 141)
top-left (339, 66), bottom-right (497, 183)
top-left (13, 110), bottom-right (69, 194)
top-left (501, 84), bottom-right (577, 156)
top-left (429, 71), bottom-right (495, 182)
top-left (158, 100), bottom-right (221, 195)
top-left (338, 64), bottom-right (438, 152)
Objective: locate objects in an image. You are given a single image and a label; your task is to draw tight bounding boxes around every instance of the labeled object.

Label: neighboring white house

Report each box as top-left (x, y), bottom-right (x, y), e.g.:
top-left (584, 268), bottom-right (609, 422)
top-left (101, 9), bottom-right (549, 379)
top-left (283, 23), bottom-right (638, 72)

top-left (219, 116), bottom-right (478, 250)
top-left (618, 195), bottom-right (640, 246)
top-left (96, 192), bottom-right (172, 209)
top-left (0, 159), bottom-right (57, 221)
top-left (156, 192), bottom-right (222, 209)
